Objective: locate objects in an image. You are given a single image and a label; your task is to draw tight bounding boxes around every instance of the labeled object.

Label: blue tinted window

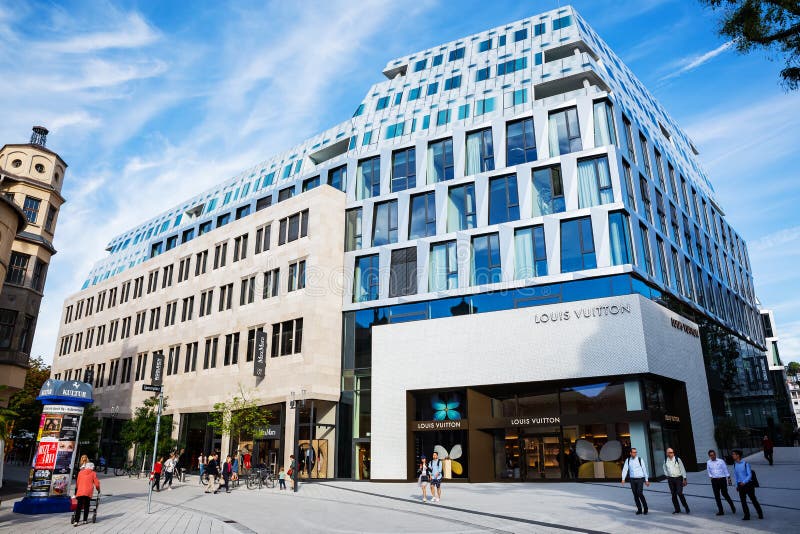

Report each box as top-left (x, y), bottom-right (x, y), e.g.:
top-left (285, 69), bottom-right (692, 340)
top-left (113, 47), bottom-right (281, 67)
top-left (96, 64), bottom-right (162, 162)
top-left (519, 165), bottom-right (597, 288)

top-left (427, 138), bottom-right (454, 182)
top-left (409, 87), bottom-right (421, 100)
top-left (444, 75), bottom-right (461, 90)
top-left (609, 211), bottom-right (634, 265)
top-left (471, 233), bottom-right (502, 285)
top-left (498, 35), bottom-right (507, 46)
top-left (356, 156), bottom-right (381, 200)
top-left (560, 217), bottom-right (596, 273)
top-left (282, 163), bottom-right (292, 178)
top-left (513, 89), bottom-right (528, 105)
top-left (506, 117), bottom-right (537, 166)
top-left (458, 104), bottom-right (470, 120)
top-left (422, 115), bottom-right (430, 129)
top-left (532, 166), bottom-right (565, 216)
top-left (478, 39), bottom-right (492, 52)
top-left (391, 147), bottom-right (416, 192)
top-left (432, 54), bottom-right (443, 66)
top-left (386, 122), bottom-right (405, 139)
top-left (328, 165), bottom-right (346, 191)
top-left (376, 96), bottom-right (390, 110)
top-left (534, 22), bottom-right (546, 36)
top-left (372, 200), bottom-right (398, 246)
top-left (436, 109), bottom-right (451, 125)
top-left (302, 176), bottom-right (320, 192)
top-left (476, 67), bottom-right (491, 82)
top-left (553, 15), bottom-right (572, 30)
top-left (410, 191), bottom-right (436, 239)
top-left (447, 183), bottom-right (476, 231)
top-left (362, 130), bottom-right (373, 145)
top-left (353, 254), bottom-right (380, 302)
top-left (449, 47), bottom-right (465, 61)
top-left (394, 92), bottom-right (403, 105)
top-left (353, 103), bottom-right (365, 117)
top-left (514, 28), bottom-right (528, 42)
top-left (489, 175), bottom-right (519, 225)
top-left (427, 82), bottom-right (439, 95)
top-left (475, 97), bottom-right (495, 116)
top-left (497, 56), bottom-right (527, 75)
top-left (534, 52), bottom-right (543, 65)
top-left (414, 59), bottom-right (427, 72)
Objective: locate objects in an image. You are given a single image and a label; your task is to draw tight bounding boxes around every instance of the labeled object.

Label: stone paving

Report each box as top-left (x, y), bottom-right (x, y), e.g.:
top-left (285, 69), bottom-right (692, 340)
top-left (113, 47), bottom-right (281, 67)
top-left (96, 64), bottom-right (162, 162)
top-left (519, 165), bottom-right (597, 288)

top-left (0, 448), bottom-right (798, 533)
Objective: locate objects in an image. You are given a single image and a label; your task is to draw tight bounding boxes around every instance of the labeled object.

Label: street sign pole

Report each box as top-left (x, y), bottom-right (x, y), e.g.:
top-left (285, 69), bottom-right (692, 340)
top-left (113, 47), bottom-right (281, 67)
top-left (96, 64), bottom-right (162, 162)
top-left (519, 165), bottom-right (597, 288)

top-left (146, 389), bottom-right (163, 514)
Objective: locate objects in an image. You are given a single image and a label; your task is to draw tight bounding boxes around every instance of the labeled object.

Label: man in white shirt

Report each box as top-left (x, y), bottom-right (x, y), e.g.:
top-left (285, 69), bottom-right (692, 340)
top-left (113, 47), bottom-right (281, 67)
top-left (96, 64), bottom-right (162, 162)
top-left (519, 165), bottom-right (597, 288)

top-left (621, 447), bottom-right (650, 515)
top-left (663, 448), bottom-right (690, 514)
top-left (707, 449), bottom-right (736, 516)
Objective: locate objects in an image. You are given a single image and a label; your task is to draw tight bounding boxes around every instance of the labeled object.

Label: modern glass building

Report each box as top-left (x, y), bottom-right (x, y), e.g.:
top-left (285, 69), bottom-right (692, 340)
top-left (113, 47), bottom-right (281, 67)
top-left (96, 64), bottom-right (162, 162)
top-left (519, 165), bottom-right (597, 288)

top-left (53, 6), bottom-right (774, 482)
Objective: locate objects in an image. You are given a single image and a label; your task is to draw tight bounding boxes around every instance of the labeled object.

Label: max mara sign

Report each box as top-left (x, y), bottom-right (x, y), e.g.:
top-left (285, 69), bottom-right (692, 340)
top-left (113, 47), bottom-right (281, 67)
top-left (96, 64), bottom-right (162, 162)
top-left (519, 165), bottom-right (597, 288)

top-left (532, 301), bottom-right (633, 325)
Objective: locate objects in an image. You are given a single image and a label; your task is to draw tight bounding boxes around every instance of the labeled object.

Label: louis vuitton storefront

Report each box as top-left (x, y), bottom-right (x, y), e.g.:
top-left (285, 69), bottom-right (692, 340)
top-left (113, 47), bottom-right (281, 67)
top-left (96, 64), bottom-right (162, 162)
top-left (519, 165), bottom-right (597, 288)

top-left (370, 293), bottom-right (718, 482)
top-left (407, 375), bottom-right (693, 482)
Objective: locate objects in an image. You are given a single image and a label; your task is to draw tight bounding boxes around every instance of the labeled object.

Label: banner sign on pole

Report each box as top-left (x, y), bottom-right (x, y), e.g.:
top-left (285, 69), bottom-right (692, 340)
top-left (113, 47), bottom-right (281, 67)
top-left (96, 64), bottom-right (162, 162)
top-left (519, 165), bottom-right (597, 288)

top-left (151, 352), bottom-right (165, 386)
top-left (254, 330), bottom-right (267, 377)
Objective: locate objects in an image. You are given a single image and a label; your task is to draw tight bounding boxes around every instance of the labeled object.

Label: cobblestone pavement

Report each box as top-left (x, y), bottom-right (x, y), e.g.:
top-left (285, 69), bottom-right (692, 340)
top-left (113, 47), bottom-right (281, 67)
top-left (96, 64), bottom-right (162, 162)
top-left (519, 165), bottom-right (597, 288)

top-left (1, 449), bottom-right (798, 533)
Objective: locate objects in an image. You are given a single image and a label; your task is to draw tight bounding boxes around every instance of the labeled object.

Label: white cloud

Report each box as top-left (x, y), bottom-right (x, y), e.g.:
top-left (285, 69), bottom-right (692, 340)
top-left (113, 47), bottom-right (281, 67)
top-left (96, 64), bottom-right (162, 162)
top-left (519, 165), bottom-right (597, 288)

top-left (660, 41), bottom-right (733, 81)
top-left (39, 12), bottom-right (160, 54)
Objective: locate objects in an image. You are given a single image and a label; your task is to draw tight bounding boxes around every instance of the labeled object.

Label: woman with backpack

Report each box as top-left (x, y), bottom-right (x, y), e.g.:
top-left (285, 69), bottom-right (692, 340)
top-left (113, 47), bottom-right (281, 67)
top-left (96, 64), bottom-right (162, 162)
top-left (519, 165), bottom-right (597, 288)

top-left (732, 449), bottom-right (763, 520)
top-left (418, 455), bottom-right (432, 503)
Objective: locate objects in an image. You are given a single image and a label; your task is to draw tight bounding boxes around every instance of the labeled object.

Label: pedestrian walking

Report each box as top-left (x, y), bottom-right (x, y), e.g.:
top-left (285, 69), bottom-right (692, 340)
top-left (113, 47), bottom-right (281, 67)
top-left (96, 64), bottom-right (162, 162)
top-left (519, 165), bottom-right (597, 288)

top-left (706, 449), bottom-right (736, 516)
top-left (72, 461), bottom-right (100, 526)
top-left (732, 449), bottom-right (763, 520)
top-left (205, 453), bottom-right (220, 494)
top-left (429, 451), bottom-right (443, 503)
top-left (620, 447), bottom-right (649, 515)
top-left (164, 453), bottom-right (177, 489)
top-left (198, 452), bottom-right (206, 484)
top-left (278, 466), bottom-right (287, 490)
top-left (288, 454), bottom-right (296, 490)
top-left (663, 448), bottom-right (690, 514)
top-left (762, 436), bottom-right (774, 466)
top-left (232, 453), bottom-right (239, 486)
top-left (418, 455), bottom-right (431, 503)
top-left (151, 457), bottom-right (163, 492)
top-left (221, 455), bottom-right (233, 493)
top-left (177, 448), bottom-right (188, 482)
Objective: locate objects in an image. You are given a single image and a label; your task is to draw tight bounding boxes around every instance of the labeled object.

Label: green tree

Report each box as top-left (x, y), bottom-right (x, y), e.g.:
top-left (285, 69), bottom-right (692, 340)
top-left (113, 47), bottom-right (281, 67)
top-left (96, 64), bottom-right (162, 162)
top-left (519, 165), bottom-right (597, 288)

top-left (208, 387), bottom-right (273, 444)
top-left (7, 356), bottom-right (51, 434)
top-left (701, 0), bottom-right (800, 90)
top-left (787, 361), bottom-right (800, 376)
top-left (119, 396), bottom-right (175, 464)
top-left (77, 404), bottom-right (103, 459)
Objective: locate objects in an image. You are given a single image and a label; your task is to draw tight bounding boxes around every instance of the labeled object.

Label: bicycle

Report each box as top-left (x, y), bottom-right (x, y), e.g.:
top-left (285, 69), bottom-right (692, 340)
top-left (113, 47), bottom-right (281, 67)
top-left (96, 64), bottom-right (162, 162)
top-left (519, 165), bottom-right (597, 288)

top-left (113, 463), bottom-right (140, 478)
top-left (245, 467), bottom-right (275, 489)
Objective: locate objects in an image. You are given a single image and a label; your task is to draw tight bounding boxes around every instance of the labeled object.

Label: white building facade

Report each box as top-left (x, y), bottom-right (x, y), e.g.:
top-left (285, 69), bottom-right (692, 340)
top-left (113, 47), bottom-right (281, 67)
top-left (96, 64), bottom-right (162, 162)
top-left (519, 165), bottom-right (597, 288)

top-left (53, 6), bottom-right (774, 482)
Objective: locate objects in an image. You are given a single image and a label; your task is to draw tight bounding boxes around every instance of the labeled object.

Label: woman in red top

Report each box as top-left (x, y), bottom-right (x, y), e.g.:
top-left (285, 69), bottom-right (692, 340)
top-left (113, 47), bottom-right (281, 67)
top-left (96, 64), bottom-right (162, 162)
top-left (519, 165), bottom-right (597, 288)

top-left (152, 457), bottom-right (164, 492)
top-left (73, 463), bottom-right (100, 525)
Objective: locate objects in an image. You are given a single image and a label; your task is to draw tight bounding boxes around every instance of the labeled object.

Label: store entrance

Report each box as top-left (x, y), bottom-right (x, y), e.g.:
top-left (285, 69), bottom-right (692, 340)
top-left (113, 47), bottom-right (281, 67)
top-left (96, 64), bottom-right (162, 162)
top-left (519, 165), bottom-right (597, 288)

top-left (354, 440), bottom-right (370, 480)
top-left (519, 434), bottom-right (562, 480)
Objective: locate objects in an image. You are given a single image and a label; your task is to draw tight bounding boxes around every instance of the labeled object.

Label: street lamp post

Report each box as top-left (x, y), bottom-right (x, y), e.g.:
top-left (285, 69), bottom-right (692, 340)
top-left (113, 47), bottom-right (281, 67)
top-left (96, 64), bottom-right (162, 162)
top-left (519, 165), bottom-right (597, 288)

top-left (290, 389), bottom-right (306, 493)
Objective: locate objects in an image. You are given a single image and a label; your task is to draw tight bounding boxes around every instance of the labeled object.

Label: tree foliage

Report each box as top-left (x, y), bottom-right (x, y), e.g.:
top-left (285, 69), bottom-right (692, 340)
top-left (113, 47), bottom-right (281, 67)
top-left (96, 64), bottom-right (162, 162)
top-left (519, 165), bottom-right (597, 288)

top-left (7, 356), bottom-right (51, 434)
top-left (701, 0), bottom-right (800, 90)
top-left (787, 361), bottom-right (800, 376)
top-left (208, 387), bottom-right (273, 442)
top-left (77, 404), bottom-right (103, 459)
top-left (119, 395), bottom-right (176, 461)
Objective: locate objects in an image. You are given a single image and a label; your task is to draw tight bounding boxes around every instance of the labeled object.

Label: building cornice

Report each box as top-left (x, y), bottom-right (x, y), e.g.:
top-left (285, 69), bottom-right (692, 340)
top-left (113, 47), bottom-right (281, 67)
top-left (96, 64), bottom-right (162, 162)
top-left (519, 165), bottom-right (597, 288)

top-left (0, 143), bottom-right (68, 168)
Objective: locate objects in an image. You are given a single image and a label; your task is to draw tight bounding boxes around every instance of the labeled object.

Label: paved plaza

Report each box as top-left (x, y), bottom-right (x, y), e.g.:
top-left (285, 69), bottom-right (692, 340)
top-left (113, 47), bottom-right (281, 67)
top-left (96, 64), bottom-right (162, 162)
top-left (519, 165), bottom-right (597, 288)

top-left (1, 448), bottom-right (798, 533)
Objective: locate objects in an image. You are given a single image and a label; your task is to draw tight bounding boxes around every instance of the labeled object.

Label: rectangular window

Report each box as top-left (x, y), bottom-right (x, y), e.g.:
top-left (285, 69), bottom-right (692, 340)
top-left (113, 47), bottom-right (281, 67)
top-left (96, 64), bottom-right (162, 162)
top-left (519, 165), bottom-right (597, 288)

top-left (436, 108), bottom-right (451, 125)
top-left (471, 233), bottom-right (502, 285)
top-left (22, 196), bottom-right (41, 224)
top-left (217, 213), bottom-right (231, 227)
top-left (345, 208), bottom-right (362, 252)
top-left (655, 191), bottom-right (667, 233)
top-left (328, 164), bottom-right (346, 191)
top-left (476, 67), bottom-right (491, 82)
top-left (639, 133), bottom-right (652, 176)
top-left (195, 250), bottom-right (208, 275)
top-left (302, 176), bottom-right (320, 191)
top-left (593, 100), bottom-right (616, 147)
top-left (219, 283), bottom-right (233, 311)
top-left (233, 233), bottom-right (248, 262)
top-left (654, 149), bottom-right (666, 190)
top-left (6, 252), bottom-right (30, 286)
top-left (475, 97), bottom-right (495, 116)
top-left (426, 138), bottom-right (454, 182)
top-left (203, 337), bottom-right (219, 369)
top-left (414, 59), bottom-right (427, 72)
top-left (465, 128), bottom-right (494, 174)
top-left (255, 225), bottom-right (271, 254)
top-left (548, 107), bottom-right (582, 156)
top-left (213, 242), bottom-right (228, 269)
top-left (531, 166), bottom-right (565, 216)
top-left (552, 14), bottom-right (572, 30)
top-left (638, 223), bottom-right (654, 275)
top-left (0, 309), bottom-right (16, 349)
top-left (389, 247), bottom-right (417, 298)
top-left (224, 333), bottom-right (240, 365)
top-left (444, 75), bottom-right (461, 90)
top-left (514, 28), bottom-right (528, 41)
top-left (372, 200), bottom-right (398, 246)
top-left (623, 161), bottom-right (636, 210)
top-left (356, 157), bottom-right (381, 200)
top-left (44, 204), bottom-right (57, 232)
top-left (622, 115), bottom-right (636, 162)
top-left (427, 82), bottom-right (439, 96)
top-left (278, 210), bottom-right (309, 244)
top-left (391, 147), bottom-right (416, 192)
top-left (263, 268), bottom-right (279, 298)
top-left (478, 38), bottom-right (492, 52)
top-left (609, 211), bottom-right (635, 265)
top-left (246, 326), bottom-right (264, 362)
top-left (199, 221), bottom-right (212, 235)
top-left (181, 296), bottom-right (194, 322)
top-left (497, 56), bottom-right (527, 76)
top-left (458, 104), bottom-right (469, 120)
top-left (408, 87), bottom-right (421, 101)
top-left (31, 259), bottom-right (47, 291)
top-left (432, 53), bottom-right (443, 66)
top-left (639, 176), bottom-right (653, 223)
top-left (429, 241), bottom-right (458, 292)
top-left (278, 187), bottom-right (294, 202)
top-left (288, 260), bottom-right (306, 292)
top-left (199, 289), bottom-right (213, 317)
top-left (409, 191), bottom-right (436, 239)
top-left (489, 174), bottom-right (520, 225)
top-left (577, 156), bottom-right (613, 208)
top-left (534, 22), bottom-right (546, 36)
top-left (560, 217), bottom-right (596, 273)
top-left (448, 47), bottom-right (465, 61)
top-left (514, 225), bottom-right (547, 278)
top-left (506, 118), bottom-right (537, 166)
top-left (376, 96), bottom-right (390, 110)
top-left (447, 183), bottom-right (476, 232)
top-left (353, 254), bottom-right (380, 303)
top-left (240, 276), bottom-right (256, 304)
top-left (657, 237), bottom-right (670, 284)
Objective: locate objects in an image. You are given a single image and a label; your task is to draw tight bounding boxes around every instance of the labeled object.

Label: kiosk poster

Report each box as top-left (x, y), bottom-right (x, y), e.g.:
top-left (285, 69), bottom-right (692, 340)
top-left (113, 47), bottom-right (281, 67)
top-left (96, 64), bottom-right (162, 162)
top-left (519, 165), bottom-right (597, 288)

top-left (27, 405), bottom-right (84, 498)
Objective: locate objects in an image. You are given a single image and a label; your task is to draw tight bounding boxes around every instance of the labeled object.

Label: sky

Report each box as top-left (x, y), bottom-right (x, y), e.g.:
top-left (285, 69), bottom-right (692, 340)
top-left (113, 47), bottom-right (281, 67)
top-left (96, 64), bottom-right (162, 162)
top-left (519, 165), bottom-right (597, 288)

top-left (0, 0), bottom-right (797, 366)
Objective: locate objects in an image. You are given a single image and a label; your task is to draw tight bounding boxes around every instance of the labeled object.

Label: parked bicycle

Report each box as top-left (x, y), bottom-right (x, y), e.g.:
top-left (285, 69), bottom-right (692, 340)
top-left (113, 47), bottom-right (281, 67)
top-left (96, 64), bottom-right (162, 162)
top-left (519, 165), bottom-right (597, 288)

top-left (246, 467), bottom-right (275, 489)
top-left (113, 463), bottom-right (140, 478)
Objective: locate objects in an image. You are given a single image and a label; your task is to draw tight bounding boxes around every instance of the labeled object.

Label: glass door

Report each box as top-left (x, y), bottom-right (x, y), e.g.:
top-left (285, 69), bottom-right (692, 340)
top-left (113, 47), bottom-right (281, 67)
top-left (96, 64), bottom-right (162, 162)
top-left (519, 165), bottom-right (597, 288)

top-left (520, 434), bottom-right (563, 480)
top-left (354, 439), bottom-right (370, 480)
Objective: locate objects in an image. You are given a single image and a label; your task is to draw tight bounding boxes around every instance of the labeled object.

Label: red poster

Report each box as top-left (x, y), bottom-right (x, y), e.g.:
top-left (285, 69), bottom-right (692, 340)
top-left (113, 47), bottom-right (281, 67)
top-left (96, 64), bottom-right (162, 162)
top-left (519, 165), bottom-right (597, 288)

top-left (34, 442), bottom-right (58, 470)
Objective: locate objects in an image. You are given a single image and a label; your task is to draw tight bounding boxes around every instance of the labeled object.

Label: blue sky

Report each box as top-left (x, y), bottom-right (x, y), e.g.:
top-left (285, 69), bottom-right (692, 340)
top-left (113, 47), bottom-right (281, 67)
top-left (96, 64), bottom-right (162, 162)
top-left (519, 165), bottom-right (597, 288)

top-left (1, 0), bottom-right (797, 365)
